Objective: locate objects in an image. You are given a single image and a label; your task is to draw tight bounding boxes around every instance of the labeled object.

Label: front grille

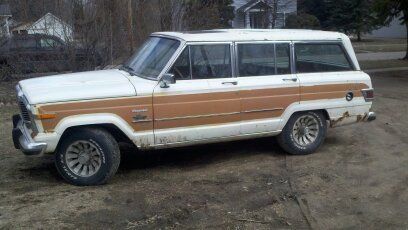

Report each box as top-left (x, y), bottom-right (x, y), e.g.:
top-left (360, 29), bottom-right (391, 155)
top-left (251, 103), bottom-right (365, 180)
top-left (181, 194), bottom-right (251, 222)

top-left (18, 98), bottom-right (31, 124)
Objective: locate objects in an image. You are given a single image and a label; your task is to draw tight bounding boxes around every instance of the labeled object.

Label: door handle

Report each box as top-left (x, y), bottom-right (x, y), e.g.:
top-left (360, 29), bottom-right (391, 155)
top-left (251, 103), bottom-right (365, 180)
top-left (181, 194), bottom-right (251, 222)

top-left (282, 77), bottom-right (298, 82)
top-left (222, 81), bottom-right (238, 85)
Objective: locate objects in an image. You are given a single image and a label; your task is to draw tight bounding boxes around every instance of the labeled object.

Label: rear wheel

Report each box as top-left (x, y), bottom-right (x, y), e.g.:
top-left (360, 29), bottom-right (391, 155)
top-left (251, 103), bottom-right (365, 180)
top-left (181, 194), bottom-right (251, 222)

top-left (277, 111), bottom-right (327, 155)
top-left (55, 127), bottom-right (120, 186)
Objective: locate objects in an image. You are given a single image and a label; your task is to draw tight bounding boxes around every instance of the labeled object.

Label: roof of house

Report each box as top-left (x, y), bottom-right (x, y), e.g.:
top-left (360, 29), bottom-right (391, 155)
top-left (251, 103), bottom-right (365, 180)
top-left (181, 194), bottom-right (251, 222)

top-left (0, 4), bottom-right (11, 17)
top-left (237, 0), bottom-right (271, 12)
top-left (153, 29), bottom-right (347, 42)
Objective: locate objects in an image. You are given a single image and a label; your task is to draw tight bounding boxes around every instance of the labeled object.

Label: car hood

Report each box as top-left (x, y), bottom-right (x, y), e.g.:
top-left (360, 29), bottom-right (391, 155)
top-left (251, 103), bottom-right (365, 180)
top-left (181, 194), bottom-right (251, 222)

top-left (19, 69), bottom-right (137, 104)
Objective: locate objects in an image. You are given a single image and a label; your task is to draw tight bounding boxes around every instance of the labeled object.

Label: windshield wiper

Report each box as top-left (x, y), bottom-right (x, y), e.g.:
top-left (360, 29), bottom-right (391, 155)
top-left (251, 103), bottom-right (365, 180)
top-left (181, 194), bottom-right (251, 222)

top-left (120, 65), bottom-right (136, 76)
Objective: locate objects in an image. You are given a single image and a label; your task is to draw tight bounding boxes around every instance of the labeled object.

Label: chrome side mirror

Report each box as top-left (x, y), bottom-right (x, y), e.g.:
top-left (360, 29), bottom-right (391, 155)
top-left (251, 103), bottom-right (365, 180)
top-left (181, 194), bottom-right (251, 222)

top-left (160, 73), bottom-right (176, 88)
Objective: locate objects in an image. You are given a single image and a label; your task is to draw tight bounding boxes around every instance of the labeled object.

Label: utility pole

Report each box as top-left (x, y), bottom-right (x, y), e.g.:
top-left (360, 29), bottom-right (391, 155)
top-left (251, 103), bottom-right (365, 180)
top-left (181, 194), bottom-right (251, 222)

top-left (127, 0), bottom-right (134, 54)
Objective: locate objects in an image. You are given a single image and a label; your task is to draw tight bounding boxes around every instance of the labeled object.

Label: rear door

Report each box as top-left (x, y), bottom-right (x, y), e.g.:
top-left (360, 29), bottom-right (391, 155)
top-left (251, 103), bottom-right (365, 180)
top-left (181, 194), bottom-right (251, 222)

top-left (236, 42), bottom-right (300, 134)
top-left (294, 42), bottom-right (356, 105)
top-left (153, 43), bottom-right (241, 146)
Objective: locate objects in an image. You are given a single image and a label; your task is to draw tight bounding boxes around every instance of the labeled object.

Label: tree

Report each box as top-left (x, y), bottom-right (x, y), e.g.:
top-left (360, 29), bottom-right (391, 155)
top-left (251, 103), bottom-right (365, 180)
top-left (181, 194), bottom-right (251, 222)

top-left (285, 13), bottom-right (320, 29)
top-left (299, 0), bottom-right (382, 41)
top-left (184, 0), bottom-right (234, 30)
top-left (373, 0), bottom-right (408, 59)
top-left (326, 0), bottom-right (381, 41)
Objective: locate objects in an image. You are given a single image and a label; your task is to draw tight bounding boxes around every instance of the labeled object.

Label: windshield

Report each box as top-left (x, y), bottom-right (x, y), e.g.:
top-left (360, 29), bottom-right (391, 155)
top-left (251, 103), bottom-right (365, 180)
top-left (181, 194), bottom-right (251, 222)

top-left (124, 37), bottom-right (180, 79)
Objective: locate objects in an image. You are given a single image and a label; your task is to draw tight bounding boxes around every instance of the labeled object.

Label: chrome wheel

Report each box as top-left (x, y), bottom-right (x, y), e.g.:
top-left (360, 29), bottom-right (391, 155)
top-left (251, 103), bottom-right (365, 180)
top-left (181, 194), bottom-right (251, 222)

top-left (292, 115), bottom-right (320, 147)
top-left (65, 140), bottom-right (102, 177)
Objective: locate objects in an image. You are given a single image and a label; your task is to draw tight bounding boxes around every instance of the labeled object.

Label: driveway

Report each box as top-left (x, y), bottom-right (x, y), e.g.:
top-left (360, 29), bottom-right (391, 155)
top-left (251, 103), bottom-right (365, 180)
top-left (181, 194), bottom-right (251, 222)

top-left (0, 71), bottom-right (407, 229)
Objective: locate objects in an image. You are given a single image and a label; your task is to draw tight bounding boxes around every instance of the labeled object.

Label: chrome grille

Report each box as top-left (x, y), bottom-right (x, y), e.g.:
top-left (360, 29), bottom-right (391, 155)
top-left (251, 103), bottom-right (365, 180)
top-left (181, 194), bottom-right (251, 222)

top-left (18, 98), bottom-right (31, 124)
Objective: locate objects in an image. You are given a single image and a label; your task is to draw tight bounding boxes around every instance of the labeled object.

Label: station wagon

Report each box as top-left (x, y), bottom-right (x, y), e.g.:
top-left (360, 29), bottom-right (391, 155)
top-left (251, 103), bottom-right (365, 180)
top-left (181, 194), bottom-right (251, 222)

top-left (12, 29), bottom-right (376, 185)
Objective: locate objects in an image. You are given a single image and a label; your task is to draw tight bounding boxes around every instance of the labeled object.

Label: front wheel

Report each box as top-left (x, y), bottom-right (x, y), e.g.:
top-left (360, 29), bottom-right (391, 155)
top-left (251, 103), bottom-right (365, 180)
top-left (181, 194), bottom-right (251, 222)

top-left (55, 127), bottom-right (121, 186)
top-left (277, 111), bottom-right (327, 155)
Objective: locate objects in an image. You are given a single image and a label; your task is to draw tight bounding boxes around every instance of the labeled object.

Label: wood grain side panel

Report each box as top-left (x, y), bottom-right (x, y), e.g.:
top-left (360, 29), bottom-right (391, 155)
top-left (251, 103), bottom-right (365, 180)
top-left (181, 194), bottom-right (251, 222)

top-left (38, 97), bottom-right (153, 132)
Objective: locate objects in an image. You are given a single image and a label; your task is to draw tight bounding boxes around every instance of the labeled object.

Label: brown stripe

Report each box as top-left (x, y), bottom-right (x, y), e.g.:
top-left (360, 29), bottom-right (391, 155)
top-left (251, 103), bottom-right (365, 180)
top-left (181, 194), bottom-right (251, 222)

top-left (39, 97), bottom-right (153, 132)
top-left (38, 83), bottom-right (370, 132)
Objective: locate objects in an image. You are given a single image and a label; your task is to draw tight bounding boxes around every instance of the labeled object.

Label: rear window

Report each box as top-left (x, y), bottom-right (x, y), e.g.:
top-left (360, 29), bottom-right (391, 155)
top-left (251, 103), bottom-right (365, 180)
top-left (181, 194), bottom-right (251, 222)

top-left (295, 43), bottom-right (353, 73)
top-left (237, 43), bottom-right (291, 77)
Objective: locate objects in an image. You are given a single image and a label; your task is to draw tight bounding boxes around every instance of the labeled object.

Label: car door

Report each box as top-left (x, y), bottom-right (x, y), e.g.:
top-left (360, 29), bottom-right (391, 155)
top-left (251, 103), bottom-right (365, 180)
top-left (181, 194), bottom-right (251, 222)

top-left (236, 42), bottom-right (300, 134)
top-left (153, 43), bottom-right (241, 146)
top-left (294, 43), bottom-right (356, 103)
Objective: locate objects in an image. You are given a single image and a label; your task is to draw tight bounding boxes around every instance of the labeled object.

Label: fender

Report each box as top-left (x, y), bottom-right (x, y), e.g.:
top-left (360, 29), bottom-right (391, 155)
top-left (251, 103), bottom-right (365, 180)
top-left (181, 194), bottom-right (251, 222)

top-left (279, 98), bottom-right (372, 130)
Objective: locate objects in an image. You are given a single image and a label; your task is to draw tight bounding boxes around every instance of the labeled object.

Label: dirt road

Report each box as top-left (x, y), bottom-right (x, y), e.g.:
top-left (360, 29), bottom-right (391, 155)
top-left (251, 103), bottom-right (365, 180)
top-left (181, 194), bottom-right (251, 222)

top-left (0, 71), bottom-right (407, 229)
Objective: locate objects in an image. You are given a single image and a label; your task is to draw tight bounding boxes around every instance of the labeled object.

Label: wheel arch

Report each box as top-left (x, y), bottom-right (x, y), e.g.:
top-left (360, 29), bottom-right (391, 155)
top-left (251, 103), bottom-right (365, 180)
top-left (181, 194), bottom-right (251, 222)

top-left (52, 113), bottom-right (138, 151)
top-left (280, 106), bottom-right (331, 130)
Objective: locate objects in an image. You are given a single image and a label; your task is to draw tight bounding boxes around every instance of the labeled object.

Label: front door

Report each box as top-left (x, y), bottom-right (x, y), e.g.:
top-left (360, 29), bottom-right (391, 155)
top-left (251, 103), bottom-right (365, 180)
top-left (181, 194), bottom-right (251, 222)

top-left (236, 42), bottom-right (300, 134)
top-left (153, 43), bottom-right (241, 146)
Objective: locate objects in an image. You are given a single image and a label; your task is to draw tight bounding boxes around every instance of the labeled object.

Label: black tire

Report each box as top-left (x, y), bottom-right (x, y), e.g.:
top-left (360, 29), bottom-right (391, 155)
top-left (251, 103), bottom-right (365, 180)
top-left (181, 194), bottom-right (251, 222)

top-left (277, 111), bottom-right (327, 155)
top-left (55, 127), bottom-right (121, 186)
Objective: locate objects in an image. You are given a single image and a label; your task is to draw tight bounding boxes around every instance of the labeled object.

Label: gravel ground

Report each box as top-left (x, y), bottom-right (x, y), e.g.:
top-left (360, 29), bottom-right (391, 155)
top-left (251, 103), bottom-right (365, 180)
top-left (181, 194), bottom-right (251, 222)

top-left (0, 71), bottom-right (407, 229)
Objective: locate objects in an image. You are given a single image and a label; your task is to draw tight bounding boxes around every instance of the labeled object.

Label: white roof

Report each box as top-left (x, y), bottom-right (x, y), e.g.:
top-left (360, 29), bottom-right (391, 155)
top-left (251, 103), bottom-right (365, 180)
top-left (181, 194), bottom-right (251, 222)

top-left (153, 29), bottom-right (348, 42)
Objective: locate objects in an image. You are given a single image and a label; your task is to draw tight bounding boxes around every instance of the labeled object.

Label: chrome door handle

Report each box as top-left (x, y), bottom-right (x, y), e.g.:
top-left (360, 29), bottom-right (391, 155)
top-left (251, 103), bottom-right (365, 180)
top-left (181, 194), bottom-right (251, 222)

top-left (222, 81), bottom-right (238, 85)
top-left (282, 77), bottom-right (298, 82)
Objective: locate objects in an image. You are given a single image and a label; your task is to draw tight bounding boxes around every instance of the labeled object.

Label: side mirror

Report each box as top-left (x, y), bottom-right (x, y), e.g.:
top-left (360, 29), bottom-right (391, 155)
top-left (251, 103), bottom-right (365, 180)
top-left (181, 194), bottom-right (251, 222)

top-left (160, 73), bottom-right (176, 88)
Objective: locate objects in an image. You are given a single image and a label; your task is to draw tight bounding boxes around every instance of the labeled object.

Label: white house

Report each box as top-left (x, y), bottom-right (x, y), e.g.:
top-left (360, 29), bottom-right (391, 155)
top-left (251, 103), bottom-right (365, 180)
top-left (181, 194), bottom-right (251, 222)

top-left (12, 13), bottom-right (73, 41)
top-left (0, 4), bottom-right (12, 37)
top-left (231, 0), bottom-right (297, 29)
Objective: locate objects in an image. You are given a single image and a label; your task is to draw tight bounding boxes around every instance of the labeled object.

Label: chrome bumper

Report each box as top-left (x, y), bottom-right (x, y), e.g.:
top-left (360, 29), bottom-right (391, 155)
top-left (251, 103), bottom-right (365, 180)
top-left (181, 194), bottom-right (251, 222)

top-left (367, 112), bottom-right (376, 122)
top-left (12, 114), bottom-right (47, 156)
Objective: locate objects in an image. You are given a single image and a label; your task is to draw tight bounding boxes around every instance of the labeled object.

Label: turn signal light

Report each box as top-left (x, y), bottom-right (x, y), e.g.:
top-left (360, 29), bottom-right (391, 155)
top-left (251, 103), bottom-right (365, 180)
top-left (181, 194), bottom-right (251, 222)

top-left (37, 113), bottom-right (56, 120)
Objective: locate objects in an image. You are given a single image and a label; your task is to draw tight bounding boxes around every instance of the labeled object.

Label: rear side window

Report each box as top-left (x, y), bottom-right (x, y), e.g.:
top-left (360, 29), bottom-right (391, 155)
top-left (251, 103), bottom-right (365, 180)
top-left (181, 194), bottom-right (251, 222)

top-left (295, 44), bottom-right (353, 73)
top-left (190, 44), bottom-right (232, 79)
top-left (237, 43), bottom-right (291, 77)
top-left (238, 43), bottom-right (275, 77)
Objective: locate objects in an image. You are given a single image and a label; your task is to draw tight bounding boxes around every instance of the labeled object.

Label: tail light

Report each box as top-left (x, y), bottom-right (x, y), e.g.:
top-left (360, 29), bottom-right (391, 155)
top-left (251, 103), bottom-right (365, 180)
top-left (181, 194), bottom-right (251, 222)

top-left (361, 88), bottom-right (374, 102)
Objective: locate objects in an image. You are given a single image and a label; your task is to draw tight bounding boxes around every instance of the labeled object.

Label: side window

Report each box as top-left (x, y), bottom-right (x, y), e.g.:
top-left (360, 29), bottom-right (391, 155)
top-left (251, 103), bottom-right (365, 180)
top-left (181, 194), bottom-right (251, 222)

top-left (295, 44), bottom-right (353, 73)
top-left (40, 38), bottom-right (62, 49)
top-left (238, 43), bottom-right (275, 77)
top-left (276, 43), bottom-right (291, 74)
top-left (169, 48), bottom-right (191, 80)
top-left (190, 44), bottom-right (232, 79)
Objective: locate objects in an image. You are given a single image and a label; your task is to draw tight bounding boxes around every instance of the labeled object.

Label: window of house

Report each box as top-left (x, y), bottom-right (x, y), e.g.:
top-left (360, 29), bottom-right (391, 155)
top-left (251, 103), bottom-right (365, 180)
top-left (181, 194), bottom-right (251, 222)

top-left (40, 38), bottom-right (62, 49)
top-left (190, 44), bottom-right (232, 79)
top-left (238, 43), bottom-right (275, 77)
top-left (295, 43), bottom-right (353, 73)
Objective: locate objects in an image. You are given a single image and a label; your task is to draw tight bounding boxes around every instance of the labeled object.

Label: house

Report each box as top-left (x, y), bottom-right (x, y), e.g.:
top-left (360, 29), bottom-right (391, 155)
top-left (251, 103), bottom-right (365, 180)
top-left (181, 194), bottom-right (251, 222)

top-left (232, 0), bottom-right (297, 29)
top-left (0, 4), bottom-right (12, 37)
top-left (12, 13), bottom-right (73, 41)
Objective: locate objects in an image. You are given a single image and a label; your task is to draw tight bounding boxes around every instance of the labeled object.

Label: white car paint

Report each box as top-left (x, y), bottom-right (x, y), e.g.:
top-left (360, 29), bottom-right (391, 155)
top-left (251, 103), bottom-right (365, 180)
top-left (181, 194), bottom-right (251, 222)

top-left (15, 29), bottom-right (374, 154)
top-left (19, 69), bottom-right (136, 104)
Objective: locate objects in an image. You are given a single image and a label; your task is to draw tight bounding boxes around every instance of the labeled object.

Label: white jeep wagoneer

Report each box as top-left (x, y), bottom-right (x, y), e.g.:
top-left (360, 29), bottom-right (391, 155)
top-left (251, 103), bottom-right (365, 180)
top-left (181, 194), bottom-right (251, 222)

top-left (12, 29), bottom-right (376, 185)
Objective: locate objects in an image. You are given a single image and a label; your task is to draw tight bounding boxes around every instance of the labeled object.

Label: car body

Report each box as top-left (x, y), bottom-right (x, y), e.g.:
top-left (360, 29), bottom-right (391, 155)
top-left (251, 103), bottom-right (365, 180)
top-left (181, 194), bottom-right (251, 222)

top-left (12, 29), bottom-right (375, 185)
top-left (0, 34), bottom-right (100, 74)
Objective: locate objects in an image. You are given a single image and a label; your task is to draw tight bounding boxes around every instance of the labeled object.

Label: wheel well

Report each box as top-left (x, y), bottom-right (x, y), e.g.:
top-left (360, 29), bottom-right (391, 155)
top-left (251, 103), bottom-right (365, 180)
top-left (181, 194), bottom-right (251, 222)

top-left (291, 109), bottom-right (330, 120)
top-left (57, 124), bottom-right (135, 149)
top-left (320, 109), bottom-right (330, 121)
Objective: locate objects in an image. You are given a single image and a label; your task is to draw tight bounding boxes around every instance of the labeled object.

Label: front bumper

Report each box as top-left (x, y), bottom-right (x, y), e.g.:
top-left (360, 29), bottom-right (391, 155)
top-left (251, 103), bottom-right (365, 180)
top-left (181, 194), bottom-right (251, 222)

top-left (12, 114), bottom-right (47, 156)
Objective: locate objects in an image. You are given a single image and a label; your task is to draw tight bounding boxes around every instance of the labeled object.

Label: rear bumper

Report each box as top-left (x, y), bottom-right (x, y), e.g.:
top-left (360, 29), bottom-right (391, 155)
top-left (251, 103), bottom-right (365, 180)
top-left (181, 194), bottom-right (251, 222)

top-left (367, 112), bottom-right (376, 122)
top-left (12, 114), bottom-right (47, 156)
